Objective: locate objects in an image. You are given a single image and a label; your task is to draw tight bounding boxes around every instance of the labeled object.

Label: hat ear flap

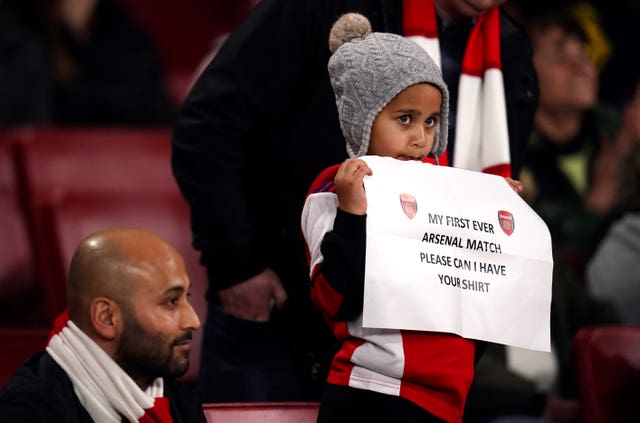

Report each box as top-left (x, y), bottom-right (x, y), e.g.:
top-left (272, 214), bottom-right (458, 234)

top-left (431, 81), bottom-right (449, 159)
top-left (433, 123), bottom-right (441, 156)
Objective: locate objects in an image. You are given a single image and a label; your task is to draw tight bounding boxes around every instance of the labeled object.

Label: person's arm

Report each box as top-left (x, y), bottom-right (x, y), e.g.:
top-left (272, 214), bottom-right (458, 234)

top-left (172, 0), bottom-right (332, 319)
top-left (314, 209), bottom-right (368, 322)
top-left (302, 159), bottom-right (372, 321)
top-left (586, 85), bottom-right (640, 212)
top-left (217, 268), bottom-right (287, 321)
top-left (505, 177), bottom-right (524, 194)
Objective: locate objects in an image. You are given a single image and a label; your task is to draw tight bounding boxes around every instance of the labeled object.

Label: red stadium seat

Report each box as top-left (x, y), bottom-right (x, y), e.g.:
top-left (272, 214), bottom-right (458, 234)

top-left (115, 0), bottom-right (241, 73)
top-left (202, 402), bottom-right (320, 423)
top-left (42, 192), bottom-right (207, 384)
top-left (573, 325), bottom-right (640, 423)
top-left (0, 329), bottom-right (49, 388)
top-left (0, 134), bottom-right (41, 328)
top-left (13, 127), bottom-right (177, 198)
top-left (12, 127), bottom-right (180, 323)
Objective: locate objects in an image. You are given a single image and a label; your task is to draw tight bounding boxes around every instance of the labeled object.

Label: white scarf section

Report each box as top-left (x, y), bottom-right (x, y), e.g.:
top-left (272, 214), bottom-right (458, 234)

top-left (404, 1), bottom-right (512, 177)
top-left (47, 320), bottom-right (164, 423)
top-left (450, 9), bottom-right (511, 176)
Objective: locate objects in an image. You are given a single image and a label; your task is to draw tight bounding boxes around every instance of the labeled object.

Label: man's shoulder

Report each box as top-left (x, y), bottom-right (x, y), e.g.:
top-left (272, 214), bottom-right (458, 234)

top-left (164, 378), bottom-right (207, 423)
top-left (1, 352), bottom-right (60, 396)
top-left (0, 352), bottom-right (90, 422)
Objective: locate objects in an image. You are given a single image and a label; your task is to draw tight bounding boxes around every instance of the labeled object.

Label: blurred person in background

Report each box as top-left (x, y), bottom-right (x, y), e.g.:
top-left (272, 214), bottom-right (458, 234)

top-left (464, 5), bottom-right (633, 422)
top-left (516, 3), bottom-right (630, 280)
top-left (0, 0), bottom-right (175, 125)
top-left (587, 100), bottom-right (640, 324)
top-left (0, 0), bottom-right (49, 125)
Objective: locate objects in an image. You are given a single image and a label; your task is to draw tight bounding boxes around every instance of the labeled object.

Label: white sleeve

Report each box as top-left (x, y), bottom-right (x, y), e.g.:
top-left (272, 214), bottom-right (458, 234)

top-left (301, 192), bottom-right (338, 278)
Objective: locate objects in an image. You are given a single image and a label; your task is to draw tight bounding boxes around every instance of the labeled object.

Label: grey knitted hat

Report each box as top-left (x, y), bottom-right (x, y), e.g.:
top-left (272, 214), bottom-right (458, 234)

top-left (328, 13), bottom-right (449, 159)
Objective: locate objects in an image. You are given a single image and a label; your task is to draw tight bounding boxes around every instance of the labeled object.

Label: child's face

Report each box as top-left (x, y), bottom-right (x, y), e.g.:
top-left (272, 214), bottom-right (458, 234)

top-left (368, 83), bottom-right (442, 161)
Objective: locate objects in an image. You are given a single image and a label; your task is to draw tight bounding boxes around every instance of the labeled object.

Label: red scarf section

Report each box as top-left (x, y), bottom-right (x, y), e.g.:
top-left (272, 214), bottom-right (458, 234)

top-left (138, 397), bottom-right (173, 423)
top-left (403, 0), bottom-right (511, 177)
top-left (47, 308), bottom-right (70, 343)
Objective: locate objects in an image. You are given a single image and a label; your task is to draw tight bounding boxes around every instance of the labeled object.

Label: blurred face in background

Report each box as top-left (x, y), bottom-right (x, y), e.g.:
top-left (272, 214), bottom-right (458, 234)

top-left (533, 24), bottom-right (598, 114)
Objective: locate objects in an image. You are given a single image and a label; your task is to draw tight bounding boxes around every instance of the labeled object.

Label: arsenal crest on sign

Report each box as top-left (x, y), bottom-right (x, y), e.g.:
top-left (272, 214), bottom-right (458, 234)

top-left (498, 210), bottom-right (514, 236)
top-left (400, 193), bottom-right (417, 219)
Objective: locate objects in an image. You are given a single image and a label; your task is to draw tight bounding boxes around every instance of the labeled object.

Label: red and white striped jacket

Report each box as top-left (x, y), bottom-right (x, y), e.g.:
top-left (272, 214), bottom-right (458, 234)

top-left (301, 164), bottom-right (475, 423)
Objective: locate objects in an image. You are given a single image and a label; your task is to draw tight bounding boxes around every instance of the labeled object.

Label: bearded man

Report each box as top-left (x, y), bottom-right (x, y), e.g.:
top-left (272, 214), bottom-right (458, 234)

top-left (0, 228), bottom-right (206, 422)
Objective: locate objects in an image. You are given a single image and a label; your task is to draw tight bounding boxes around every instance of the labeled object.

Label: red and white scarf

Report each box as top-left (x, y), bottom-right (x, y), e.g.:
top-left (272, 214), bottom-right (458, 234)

top-left (404, 0), bottom-right (511, 177)
top-left (46, 310), bottom-right (174, 423)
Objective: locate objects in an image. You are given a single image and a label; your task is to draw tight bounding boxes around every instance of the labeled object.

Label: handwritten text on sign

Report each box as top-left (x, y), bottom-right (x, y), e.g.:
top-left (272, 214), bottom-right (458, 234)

top-left (361, 156), bottom-right (553, 351)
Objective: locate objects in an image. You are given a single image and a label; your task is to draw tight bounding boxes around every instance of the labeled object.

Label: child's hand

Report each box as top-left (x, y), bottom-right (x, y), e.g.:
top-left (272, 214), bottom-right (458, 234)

top-left (335, 158), bottom-right (372, 215)
top-left (505, 177), bottom-right (523, 195)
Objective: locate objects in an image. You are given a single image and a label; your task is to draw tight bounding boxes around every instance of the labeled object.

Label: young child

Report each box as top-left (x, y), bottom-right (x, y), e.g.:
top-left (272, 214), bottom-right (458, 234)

top-left (301, 13), bottom-right (521, 423)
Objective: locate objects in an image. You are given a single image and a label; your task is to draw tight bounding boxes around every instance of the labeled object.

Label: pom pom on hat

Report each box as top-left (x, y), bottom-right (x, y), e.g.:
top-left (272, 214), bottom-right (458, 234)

top-left (329, 13), bottom-right (372, 53)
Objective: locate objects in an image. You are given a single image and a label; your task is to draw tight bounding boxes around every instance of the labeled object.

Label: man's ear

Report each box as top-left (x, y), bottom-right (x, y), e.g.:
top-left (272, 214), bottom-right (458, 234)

top-left (89, 296), bottom-right (121, 340)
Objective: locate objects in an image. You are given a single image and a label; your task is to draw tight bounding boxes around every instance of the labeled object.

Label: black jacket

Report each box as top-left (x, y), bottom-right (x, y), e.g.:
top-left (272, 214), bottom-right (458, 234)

top-left (172, 0), bottom-right (538, 295)
top-left (0, 352), bottom-right (207, 423)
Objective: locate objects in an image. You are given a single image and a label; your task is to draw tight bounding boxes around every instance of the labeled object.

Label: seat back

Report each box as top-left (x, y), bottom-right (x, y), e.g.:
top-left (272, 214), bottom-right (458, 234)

top-left (115, 0), bottom-right (238, 73)
top-left (114, 0), bottom-right (235, 105)
top-left (202, 402), bottom-right (320, 423)
top-left (573, 325), bottom-right (640, 423)
top-left (44, 192), bottom-right (206, 384)
top-left (14, 127), bottom-right (177, 199)
top-left (12, 127), bottom-right (181, 323)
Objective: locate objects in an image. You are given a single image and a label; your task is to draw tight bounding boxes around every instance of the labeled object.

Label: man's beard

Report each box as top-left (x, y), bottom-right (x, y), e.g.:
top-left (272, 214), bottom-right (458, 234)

top-left (115, 312), bottom-right (192, 383)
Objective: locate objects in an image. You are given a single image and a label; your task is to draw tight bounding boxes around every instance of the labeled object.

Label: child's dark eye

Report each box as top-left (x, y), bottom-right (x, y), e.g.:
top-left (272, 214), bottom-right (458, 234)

top-left (425, 117), bottom-right (436, 127)
top-left (398, 115), bottom-right (411, 124)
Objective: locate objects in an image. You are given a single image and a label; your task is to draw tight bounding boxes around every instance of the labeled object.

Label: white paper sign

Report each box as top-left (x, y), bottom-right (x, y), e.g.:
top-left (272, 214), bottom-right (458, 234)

top-left (361, 156), bottom-right (553, 351)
